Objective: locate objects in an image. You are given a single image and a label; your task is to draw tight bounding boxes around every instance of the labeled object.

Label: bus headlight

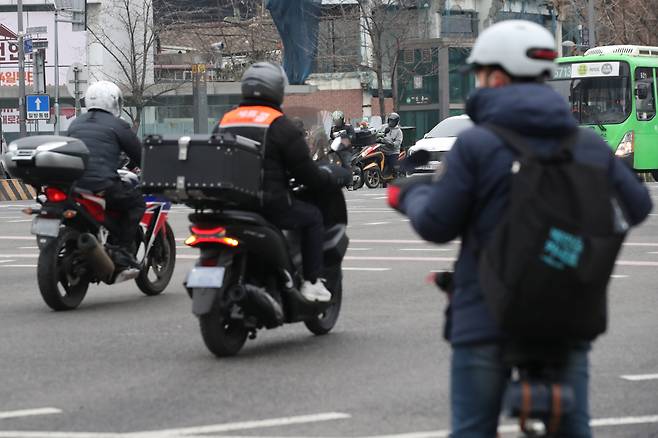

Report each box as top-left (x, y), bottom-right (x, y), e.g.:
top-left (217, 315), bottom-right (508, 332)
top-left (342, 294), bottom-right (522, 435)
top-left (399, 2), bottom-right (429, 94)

top-left (615, 131), bottom-right (634, 157)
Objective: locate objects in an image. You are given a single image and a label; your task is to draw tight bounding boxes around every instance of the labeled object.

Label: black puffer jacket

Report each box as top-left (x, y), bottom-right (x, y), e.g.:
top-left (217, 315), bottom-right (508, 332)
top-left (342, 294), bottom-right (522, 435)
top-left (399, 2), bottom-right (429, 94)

top-left (67, 109), bottom-right (142, 191)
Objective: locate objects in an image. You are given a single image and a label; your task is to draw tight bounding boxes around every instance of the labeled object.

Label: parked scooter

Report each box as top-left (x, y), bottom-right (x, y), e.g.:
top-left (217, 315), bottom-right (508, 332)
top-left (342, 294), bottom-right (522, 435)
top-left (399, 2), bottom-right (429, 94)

top-left (3, 136), bottom-right (176, 310)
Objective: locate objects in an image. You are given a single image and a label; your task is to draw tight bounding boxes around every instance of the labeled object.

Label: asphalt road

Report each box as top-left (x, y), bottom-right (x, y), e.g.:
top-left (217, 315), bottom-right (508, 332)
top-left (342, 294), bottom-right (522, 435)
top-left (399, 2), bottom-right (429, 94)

top-left (1, 185), bottom-right (658, 438)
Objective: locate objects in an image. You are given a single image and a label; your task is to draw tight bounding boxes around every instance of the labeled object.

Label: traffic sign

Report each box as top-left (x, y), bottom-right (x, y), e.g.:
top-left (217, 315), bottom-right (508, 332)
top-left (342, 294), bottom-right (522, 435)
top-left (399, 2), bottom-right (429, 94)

top-left (26, 26), bottom-right (48, 35)
top-left (24, 37), bottom-right (33, 54)
top-left (66, 63), bottom-right (89, 98)
top-left (26, 95), bottom-right (50, 120)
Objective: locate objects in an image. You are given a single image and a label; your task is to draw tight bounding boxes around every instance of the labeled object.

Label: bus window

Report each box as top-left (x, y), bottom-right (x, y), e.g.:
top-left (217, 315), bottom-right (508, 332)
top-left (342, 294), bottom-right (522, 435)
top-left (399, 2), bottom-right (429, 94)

top-left (635, 67), bottom-right (655, 121)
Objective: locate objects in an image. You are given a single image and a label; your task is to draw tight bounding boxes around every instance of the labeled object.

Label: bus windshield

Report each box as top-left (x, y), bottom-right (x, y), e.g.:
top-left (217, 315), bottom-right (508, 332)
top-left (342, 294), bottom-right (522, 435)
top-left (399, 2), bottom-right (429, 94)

top-left (549, 62), bottom-right (631, 125)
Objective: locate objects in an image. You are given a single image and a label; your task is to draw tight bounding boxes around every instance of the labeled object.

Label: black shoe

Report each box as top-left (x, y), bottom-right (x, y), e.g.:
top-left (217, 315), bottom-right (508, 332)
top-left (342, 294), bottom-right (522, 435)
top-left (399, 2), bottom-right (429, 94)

top-left (113, 247), bottom-right (140, 270)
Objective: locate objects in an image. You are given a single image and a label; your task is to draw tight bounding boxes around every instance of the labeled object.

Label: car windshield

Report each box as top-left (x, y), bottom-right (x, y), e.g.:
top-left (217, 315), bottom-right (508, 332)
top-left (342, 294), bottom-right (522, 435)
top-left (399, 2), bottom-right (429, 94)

top-left (549, 62), bottom-right (632, 125)
top-left (426, 117), bottom-right (473, 138)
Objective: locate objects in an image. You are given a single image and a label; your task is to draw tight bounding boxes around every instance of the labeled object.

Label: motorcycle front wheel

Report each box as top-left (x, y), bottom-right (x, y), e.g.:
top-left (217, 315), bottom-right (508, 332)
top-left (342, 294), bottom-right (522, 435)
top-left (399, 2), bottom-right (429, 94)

top-left (352, 167), bottom-right (365, 190)
top-left (37, 227), bottom-right (90, 311)
top-left (136, 222), bottom-right (176, 296)
top-left (364, 168), bottom-right (381, 188)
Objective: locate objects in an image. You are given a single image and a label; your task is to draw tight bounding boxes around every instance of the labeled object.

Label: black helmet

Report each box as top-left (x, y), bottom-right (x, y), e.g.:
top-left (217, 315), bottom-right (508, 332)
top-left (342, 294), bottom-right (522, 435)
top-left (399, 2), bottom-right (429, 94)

top-left (241, 62), bottom-right (288, 106)
top-left (387, 112), bottom-right (400, 128)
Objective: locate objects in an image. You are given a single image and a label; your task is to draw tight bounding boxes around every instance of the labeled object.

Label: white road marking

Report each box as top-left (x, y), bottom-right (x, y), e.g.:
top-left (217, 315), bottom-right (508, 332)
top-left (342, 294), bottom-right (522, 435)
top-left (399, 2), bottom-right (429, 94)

top-left (347, 248), bottom-right (371, 251)
top-left (129, 412), bottom-right (351, 437)
top-left (6, 220), bottom-right (32, 223)
top-left (350, 239), bottom-right (436, 244)
top-left (348, 414), bottom-right (658, 438)
top-left (0, 236), bottom-right (34, 240)
top-left (400, 248), bottom-right (453, 252)
top-left (621, 373), bottom-right (658, 381)
top-left (0, 433), bottom-right (117, 438)
top-left (343, 267), bottom-right (391, 271)
top-left (363, 222), bottom-right (390, 225)
top-left (19, 247), bottom-right (38, 250)
top-left (0, 260), bottom-right (15, 264)
top-left (0, 265), bottom-right (37, 268)
top-left (0, 407), bottom-right (61, 420)
top-left (610, 275), bottom-right (629, 279)
top-left (0, 217), bottom-right (23, 220)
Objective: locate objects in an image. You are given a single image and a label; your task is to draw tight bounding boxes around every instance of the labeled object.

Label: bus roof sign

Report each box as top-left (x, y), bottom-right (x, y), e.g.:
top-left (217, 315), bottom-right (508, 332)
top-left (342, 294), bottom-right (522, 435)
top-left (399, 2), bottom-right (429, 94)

top-left (553, 62), bottom-right (621, 80)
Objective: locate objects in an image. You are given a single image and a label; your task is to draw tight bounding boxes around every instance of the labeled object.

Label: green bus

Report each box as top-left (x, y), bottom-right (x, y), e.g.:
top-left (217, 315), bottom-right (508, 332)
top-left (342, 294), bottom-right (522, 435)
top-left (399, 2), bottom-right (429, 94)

top-left (549, 45), bottom-right (658, 179)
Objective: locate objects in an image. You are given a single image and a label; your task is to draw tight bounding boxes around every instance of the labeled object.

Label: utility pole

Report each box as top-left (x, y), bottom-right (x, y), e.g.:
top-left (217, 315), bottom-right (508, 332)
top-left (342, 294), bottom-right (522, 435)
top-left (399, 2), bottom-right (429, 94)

top-left (54, 6), bottom-right (61, 135)
top-left (587, 0), bottom-right (596, 47)
top-left (17, 0), bottom-right (27, 136)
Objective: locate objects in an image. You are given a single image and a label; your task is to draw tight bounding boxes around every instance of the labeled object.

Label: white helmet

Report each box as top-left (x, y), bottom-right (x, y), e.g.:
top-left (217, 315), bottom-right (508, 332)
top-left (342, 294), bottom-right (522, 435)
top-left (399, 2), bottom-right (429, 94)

top-left (467, 20), bottom-right (557, 79)
top-left (85, 81), bottom-right (123, 117)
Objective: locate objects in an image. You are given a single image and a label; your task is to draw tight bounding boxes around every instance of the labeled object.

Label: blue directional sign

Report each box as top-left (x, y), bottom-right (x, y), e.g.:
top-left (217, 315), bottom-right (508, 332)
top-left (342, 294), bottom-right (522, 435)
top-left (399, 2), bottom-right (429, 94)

top-left (24, 37), bottom-right (33, 54)
top-left (26, 94), bottom-right (50, 120)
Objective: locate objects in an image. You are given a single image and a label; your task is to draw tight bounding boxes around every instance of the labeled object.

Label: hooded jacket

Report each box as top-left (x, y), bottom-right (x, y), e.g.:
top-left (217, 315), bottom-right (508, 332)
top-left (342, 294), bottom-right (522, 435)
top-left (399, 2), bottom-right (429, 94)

top-left (400, 83), bottom-right (653, 345)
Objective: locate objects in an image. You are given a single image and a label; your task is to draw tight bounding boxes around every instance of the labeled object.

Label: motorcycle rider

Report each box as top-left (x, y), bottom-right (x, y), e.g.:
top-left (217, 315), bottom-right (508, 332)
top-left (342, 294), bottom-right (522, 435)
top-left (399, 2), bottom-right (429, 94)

top-left (378, 112), bottom-right (403, 178)
top-left (389, 20), bottom-right (652, 436)
top-left (329, 110), bottom-right (356, 168)
top-left (214, 62), bottom-right (350, 302)
top-left (67, 81), bottom-right (145, 269)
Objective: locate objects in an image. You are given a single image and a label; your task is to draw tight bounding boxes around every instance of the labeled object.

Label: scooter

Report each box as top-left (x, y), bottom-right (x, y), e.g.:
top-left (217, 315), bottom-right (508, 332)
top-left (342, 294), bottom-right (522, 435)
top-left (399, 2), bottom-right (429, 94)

top-left (360, 142), bottom-right (407, 188)
top-left (184, 178), bottom-right (349, 357)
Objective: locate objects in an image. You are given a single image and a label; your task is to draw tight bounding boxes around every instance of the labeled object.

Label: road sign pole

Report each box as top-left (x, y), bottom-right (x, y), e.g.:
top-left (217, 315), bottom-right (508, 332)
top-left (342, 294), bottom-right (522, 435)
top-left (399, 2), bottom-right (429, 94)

top-left (17, 0), bottom-right (27, 136)
top-left (54, 7), bottom-right (61, 135)
top-left (74, 68), bottom-right (81, 117)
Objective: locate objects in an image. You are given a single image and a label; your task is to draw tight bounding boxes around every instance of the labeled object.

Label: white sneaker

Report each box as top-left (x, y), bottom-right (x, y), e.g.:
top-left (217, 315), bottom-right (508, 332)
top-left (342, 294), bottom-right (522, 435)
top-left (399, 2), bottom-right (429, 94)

top-left (301, 279), bottom-right (332, 302)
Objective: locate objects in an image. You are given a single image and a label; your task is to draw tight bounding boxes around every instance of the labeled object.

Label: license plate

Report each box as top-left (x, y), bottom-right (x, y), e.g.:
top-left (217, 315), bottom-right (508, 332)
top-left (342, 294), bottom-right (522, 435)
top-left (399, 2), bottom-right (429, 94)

top-left (186, 267), bottom-right (225, 288)
top-left (30, 217), bottom-right (61, 237)
top-left (417, 161), bottom-right (441, 171)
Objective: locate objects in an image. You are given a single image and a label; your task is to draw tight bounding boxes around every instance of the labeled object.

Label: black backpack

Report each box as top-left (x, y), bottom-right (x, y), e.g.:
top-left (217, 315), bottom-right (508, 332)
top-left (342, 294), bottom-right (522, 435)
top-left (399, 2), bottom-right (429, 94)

top-left (478, 124), bottom-right (628, 344)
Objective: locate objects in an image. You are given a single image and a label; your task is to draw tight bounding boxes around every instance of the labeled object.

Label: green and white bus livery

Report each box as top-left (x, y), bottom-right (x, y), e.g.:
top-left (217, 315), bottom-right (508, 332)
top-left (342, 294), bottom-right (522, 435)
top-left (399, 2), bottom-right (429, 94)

top-left (549, 45), bottom-right (658, 180)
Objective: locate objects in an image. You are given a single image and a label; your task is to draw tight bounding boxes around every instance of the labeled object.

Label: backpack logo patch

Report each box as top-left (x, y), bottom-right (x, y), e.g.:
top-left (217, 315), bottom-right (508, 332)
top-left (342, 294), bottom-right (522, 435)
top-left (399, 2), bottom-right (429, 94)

top-left (541, 227), bottom-right (584, 270)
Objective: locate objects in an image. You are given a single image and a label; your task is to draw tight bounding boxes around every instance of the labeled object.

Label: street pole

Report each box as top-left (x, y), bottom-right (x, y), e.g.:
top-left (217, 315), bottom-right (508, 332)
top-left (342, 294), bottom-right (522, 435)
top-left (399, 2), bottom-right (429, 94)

top-left (17, 0), bottom-right (27, 136)
top-left (587, 0), bottom-right (596, 48)
top-left (54, 6), bottom-right (61, 135)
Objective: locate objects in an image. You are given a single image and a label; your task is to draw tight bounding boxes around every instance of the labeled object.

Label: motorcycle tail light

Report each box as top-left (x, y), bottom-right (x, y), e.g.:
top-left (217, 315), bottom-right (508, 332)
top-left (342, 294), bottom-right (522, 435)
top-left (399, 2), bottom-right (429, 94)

top-left (45, 187), bottom-right (68, 203)
top-left (186, 226), bottom-right (238, 247)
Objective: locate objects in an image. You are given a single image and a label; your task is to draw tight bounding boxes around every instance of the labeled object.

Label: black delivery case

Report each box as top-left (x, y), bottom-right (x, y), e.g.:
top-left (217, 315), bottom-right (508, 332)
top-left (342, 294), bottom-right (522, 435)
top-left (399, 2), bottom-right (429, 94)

top-left (141, 133), bottom-right (263, 209)
top-left (353, 128), bottom-right (377, 147)
top-left (2, 135), bottom-right (89, 187)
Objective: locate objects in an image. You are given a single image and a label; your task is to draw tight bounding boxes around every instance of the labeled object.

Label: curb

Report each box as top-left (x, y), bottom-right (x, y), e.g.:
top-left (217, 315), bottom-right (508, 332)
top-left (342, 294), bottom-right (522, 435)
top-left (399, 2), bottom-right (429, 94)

top-left (0, 179), bottom-right (37, 201)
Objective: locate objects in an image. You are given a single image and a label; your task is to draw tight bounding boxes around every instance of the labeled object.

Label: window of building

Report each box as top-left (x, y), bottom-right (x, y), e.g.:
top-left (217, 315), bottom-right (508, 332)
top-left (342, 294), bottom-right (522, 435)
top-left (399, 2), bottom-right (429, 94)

top-left (441, 11), bottom-right (478, 38)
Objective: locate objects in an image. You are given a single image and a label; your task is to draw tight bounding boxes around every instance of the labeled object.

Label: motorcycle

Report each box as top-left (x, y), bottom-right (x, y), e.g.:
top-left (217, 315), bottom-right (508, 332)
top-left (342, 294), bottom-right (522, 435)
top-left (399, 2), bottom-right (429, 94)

top-left (4, 135), bottom-right (176, 311)
top-left (360, 142), bottom-right (408, 189)
top-left (184, 181), bottom-right (348, 357)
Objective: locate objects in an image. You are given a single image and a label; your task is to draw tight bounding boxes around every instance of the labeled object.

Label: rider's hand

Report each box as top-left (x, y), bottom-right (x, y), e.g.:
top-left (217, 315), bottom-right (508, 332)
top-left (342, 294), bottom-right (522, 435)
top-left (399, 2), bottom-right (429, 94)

top-left (387, 174), bottom-right (434, 212)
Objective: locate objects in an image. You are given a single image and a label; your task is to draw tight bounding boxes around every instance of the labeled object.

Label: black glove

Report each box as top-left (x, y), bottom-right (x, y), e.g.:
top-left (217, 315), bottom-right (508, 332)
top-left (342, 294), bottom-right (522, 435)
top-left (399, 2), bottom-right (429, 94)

top-left (319, 163), bottom-right (352, 187)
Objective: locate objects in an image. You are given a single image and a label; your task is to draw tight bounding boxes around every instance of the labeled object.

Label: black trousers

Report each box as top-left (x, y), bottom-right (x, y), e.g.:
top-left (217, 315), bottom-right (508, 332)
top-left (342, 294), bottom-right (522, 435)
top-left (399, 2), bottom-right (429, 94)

top-left (102, 181), bottom-right (146, 248)
top-left (384, 153), bottom-right (398, 177)
top-left (265, 199), bottom-right (324, 282)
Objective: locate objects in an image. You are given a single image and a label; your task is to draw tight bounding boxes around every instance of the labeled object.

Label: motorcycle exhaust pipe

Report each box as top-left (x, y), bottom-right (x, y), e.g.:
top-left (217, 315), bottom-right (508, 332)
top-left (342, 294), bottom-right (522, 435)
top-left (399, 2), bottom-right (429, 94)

top-left (77, 233), bottom-right (115, 282)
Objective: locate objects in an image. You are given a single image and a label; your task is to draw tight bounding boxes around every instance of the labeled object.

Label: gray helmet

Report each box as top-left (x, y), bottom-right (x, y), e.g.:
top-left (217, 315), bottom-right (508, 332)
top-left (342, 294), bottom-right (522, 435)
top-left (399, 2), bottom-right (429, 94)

top-left (467, 20), bottom-right (557, 79)
top-left (387, 112), bottom-right (400, 128)
top-left (332, 110), bottom-right (345, 127)
top-left (241, 62), bottom-right (288, 106)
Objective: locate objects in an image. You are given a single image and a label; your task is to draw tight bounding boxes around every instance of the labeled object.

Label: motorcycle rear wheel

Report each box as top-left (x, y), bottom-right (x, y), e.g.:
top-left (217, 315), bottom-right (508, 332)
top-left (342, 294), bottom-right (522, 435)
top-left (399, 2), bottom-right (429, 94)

top-left (365, 169), bottom-right (381, 188)
top-left (136, 222), bottom-right (176, 296)
top-left (199, 306), bottom-right (248, 357)
top-left (37, 227), bottom-right (89, 311)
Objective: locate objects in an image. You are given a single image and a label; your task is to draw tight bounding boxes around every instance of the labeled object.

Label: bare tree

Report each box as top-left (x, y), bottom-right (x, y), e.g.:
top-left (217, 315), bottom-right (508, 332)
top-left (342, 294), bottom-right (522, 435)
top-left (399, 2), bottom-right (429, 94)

top-left (88, 0), bottom-right (187, 130)
top-left (358, 0), bottom-right (422, 117)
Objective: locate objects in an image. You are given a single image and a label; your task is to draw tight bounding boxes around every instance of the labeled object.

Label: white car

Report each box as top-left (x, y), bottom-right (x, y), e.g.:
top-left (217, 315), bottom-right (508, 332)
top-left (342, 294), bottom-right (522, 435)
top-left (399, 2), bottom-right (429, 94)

top-left (409, 115), bottom-right (473, 172)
